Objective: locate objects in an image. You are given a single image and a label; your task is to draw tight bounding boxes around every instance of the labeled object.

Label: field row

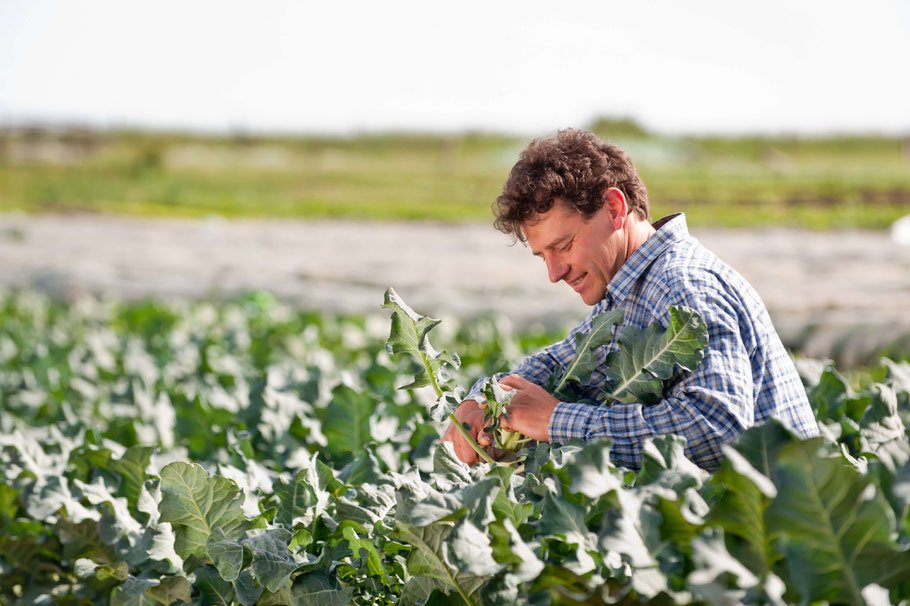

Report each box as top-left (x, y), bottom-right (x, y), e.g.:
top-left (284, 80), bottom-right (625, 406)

top-left (1, 291), bottom-right (909, 604)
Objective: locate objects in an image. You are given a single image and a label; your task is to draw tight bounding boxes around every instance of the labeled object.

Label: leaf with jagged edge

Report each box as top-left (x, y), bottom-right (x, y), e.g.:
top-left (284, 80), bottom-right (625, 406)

top-left (636, 434), bottom-right (709, 494)
top-left (110, 575), bottom-right (192, 606)
top-left (552, 308), bottom-right (623, 396)
top-left (602, 305), bottom-right (707, 405)
top-left (344, 526), bottom-right (393, 587)
top-left (393, 521), bottom-right (494, 606)
top-left (206, 528), bottom-right (245, 582)
top-left (563, 438), bottom-right (624, 500)
top-left (536, 491), bottom-right (599, 575)
top-left (396, 476), bottom-right (499, 530)
top-left (859, 383), bottom-right (910, 472)
top-left (108, 575), bottom-right (160, 606)
top-left (767, 437), bottom-right (910, 605)
top-left (244, 528), bottom-right (297, 593)
top-left (597, 487), bottom-right (669, 599)
top-left (72, 477), bottom-right (143, 546)
top-left (157, 462), bottom-right (249, 559)
top-left (687, 528), bottom-right (760, 605)
top-left (381, 287), bottom-right (465, 426)
top-left (381, 287), bottom-right (460, 393)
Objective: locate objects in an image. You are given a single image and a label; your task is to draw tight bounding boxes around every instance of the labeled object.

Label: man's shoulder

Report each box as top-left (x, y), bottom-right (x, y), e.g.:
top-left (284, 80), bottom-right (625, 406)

top-left (652, 234), bottom-right (739, 288)
top-left (641, 234), bottom-right (764, 317)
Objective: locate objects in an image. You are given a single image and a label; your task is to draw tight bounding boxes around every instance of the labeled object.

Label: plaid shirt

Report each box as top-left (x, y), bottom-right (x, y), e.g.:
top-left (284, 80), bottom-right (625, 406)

top-left (468, 213), bottom-right (818, 471)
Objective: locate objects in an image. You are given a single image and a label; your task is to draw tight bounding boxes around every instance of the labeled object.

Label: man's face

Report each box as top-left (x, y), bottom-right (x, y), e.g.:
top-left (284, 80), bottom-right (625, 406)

top-left (522, 198), bottom-right (626, 305)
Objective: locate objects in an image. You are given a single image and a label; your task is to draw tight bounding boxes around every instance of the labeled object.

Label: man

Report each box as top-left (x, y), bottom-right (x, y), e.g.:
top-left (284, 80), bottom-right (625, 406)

top-left (442, 129), bottom-right (819, 471)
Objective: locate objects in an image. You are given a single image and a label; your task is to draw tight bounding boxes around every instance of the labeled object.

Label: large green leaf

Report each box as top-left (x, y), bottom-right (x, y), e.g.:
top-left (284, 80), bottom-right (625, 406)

top-left (766, 438), bottom-right (910, 605)
top-left (135, 481), bottom-right (184, 572)
top-left (344, 526), bottom-right (392, 586)
top-left (563, 438), bottom-right (623, 500)
top-left (394, 521), bottom-right (491, 606)
top-left (636, 434), bottom-right (708, 493)
top-left (234, 569), bottom-right (264, 606)
top-left (157, 462), bottom-right (248, 559)
top-left (194, 564), bottom-right (235, 606)
top-left (602, 305), bottom-right (707, 405)
top-left (73, 477), bottom-right (143, 545)
top-left (108, 446), bottom-right (155, 512)
top-left (288, 572), bottom-right (354, 605)
top-left (245, 528), bottom-right (297, 593)
top-left (206, 528), bottom-right (245, 582)
top-left (536, 491), bottom-right (599, 575)
top-left (273, 454), bottom-right (339, 528)
top-left (319, 384), bottom-right (377, 458)
top-left (110, 574), bottom-right (192, 606)
top-left (109, 575), bottom-right (160, 606)
top-left (553, 308), bottom-right (623, 394)
top-left (859, 384), bottom-right (910, 472)
top-left (396, 477), bottom-right (499, 529)
top-left (732, 419), bottom-right (799, 484)
top-left (687, 528), bottom-right (759, 606)
top-left (596, 488), bottom-right (668, 599)
top-left (705, 446), bottom-right (777, 576)
top-left (445, 518), bottom-right (501, 578)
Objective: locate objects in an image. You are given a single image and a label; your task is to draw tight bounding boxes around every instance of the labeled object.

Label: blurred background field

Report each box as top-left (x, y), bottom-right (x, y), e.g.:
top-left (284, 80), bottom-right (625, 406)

top-left (2, 119), bottom-right (909, 229)
top-left (2, 0), bottom-right (910, 368)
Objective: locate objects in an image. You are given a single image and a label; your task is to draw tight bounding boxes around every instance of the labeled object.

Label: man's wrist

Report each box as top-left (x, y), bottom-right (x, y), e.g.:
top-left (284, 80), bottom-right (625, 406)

top-left (547, 401), bottom-right (595, 444)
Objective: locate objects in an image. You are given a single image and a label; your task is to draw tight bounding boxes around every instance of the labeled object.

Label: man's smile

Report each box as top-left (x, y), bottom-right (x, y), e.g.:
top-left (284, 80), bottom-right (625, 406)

top-left (569, 273), bottom-right (586, 291)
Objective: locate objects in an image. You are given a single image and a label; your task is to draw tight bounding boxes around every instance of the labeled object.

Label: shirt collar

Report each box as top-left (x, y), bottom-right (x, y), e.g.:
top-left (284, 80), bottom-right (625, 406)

top-left (603, 213), bottom-right (689, 306)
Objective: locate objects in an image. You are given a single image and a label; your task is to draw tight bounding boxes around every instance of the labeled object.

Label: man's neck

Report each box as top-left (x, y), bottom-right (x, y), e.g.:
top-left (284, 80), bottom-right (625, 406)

top-left (623, 215), bottom-right (657, 263)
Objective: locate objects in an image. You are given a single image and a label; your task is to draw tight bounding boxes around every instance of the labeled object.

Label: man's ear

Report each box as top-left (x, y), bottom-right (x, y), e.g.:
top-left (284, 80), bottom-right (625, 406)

top-left (604, 188), bottom-right (628, 229)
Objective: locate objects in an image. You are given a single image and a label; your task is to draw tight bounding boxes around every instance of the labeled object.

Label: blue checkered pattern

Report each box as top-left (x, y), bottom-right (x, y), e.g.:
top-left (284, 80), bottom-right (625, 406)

top-left (468, 213), bottom-right (819, 471)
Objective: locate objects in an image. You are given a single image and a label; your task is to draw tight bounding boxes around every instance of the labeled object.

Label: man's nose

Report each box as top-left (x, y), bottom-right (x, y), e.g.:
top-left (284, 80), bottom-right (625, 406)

top-left (546, 256), bottom-right (568, 283)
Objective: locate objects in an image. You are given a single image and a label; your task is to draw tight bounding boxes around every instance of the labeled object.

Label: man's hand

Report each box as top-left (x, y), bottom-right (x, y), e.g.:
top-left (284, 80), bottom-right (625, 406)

top-left (497, 374), bottom-right (560, 443)
top-left (441, 399), bottom-right (494, 465)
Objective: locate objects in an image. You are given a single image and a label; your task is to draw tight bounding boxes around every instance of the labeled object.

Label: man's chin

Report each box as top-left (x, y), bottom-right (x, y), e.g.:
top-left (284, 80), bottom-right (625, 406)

top-left (578, 288), bottom-right (605, 306)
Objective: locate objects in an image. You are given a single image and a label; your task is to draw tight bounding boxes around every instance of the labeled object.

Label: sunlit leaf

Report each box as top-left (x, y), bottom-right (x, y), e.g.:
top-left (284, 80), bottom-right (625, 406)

top-left (603, 305), bottom-right (708, 405)
top-left (158, 462), bottom-right (248, 559)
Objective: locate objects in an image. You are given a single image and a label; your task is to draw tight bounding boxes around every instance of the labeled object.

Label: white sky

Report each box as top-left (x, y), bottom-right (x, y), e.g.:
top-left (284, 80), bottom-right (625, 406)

top-left (1, 0), bottom-right (909, 136)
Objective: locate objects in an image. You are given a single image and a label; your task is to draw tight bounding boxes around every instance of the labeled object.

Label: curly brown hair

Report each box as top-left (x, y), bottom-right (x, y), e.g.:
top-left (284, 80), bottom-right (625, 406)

top-left (493, 129), bottom-right (650, 241)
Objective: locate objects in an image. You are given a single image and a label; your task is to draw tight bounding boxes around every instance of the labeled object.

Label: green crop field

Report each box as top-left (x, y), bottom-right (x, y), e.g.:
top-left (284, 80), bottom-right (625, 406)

top-left (2, 121), bottom-right (909, 229)
top-left (2, 289), bottom-right (910, 604)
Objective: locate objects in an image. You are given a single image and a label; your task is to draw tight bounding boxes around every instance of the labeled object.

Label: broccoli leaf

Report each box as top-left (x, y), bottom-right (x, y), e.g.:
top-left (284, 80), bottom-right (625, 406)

top-left (553, 308), bottom-right (623, 395)
top-left (603, 305), bottom-right (707, 405)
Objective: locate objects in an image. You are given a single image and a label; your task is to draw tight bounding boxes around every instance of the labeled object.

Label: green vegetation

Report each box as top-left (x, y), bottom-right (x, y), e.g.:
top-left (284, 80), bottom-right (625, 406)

top-left (2, 289), bottom-right (910, 604)
top-left (1, 122), bottom-right (908, 228)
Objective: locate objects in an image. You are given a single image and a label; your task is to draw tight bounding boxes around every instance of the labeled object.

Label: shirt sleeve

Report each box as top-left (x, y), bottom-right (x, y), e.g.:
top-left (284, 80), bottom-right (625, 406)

top-left (548, 283), bottom-right (755, 471)
top-left (464, 302), bottom-right (609, 403)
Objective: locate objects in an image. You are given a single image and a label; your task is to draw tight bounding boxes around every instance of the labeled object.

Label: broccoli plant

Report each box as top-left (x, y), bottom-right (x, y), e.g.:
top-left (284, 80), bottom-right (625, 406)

top-left (382, 288), bottom-right (709, 466)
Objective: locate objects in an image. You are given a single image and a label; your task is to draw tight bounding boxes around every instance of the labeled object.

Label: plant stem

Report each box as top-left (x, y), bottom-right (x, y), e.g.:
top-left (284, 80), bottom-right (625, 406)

top-left (419, 349), bottom-right (496, 466)
top-left (448, 413), bottom-right (496, 466)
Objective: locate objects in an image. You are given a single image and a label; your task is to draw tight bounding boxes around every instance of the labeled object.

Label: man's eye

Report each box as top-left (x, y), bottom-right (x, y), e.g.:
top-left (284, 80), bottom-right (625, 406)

top-left (559, 242), bottom-right (572, 252)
